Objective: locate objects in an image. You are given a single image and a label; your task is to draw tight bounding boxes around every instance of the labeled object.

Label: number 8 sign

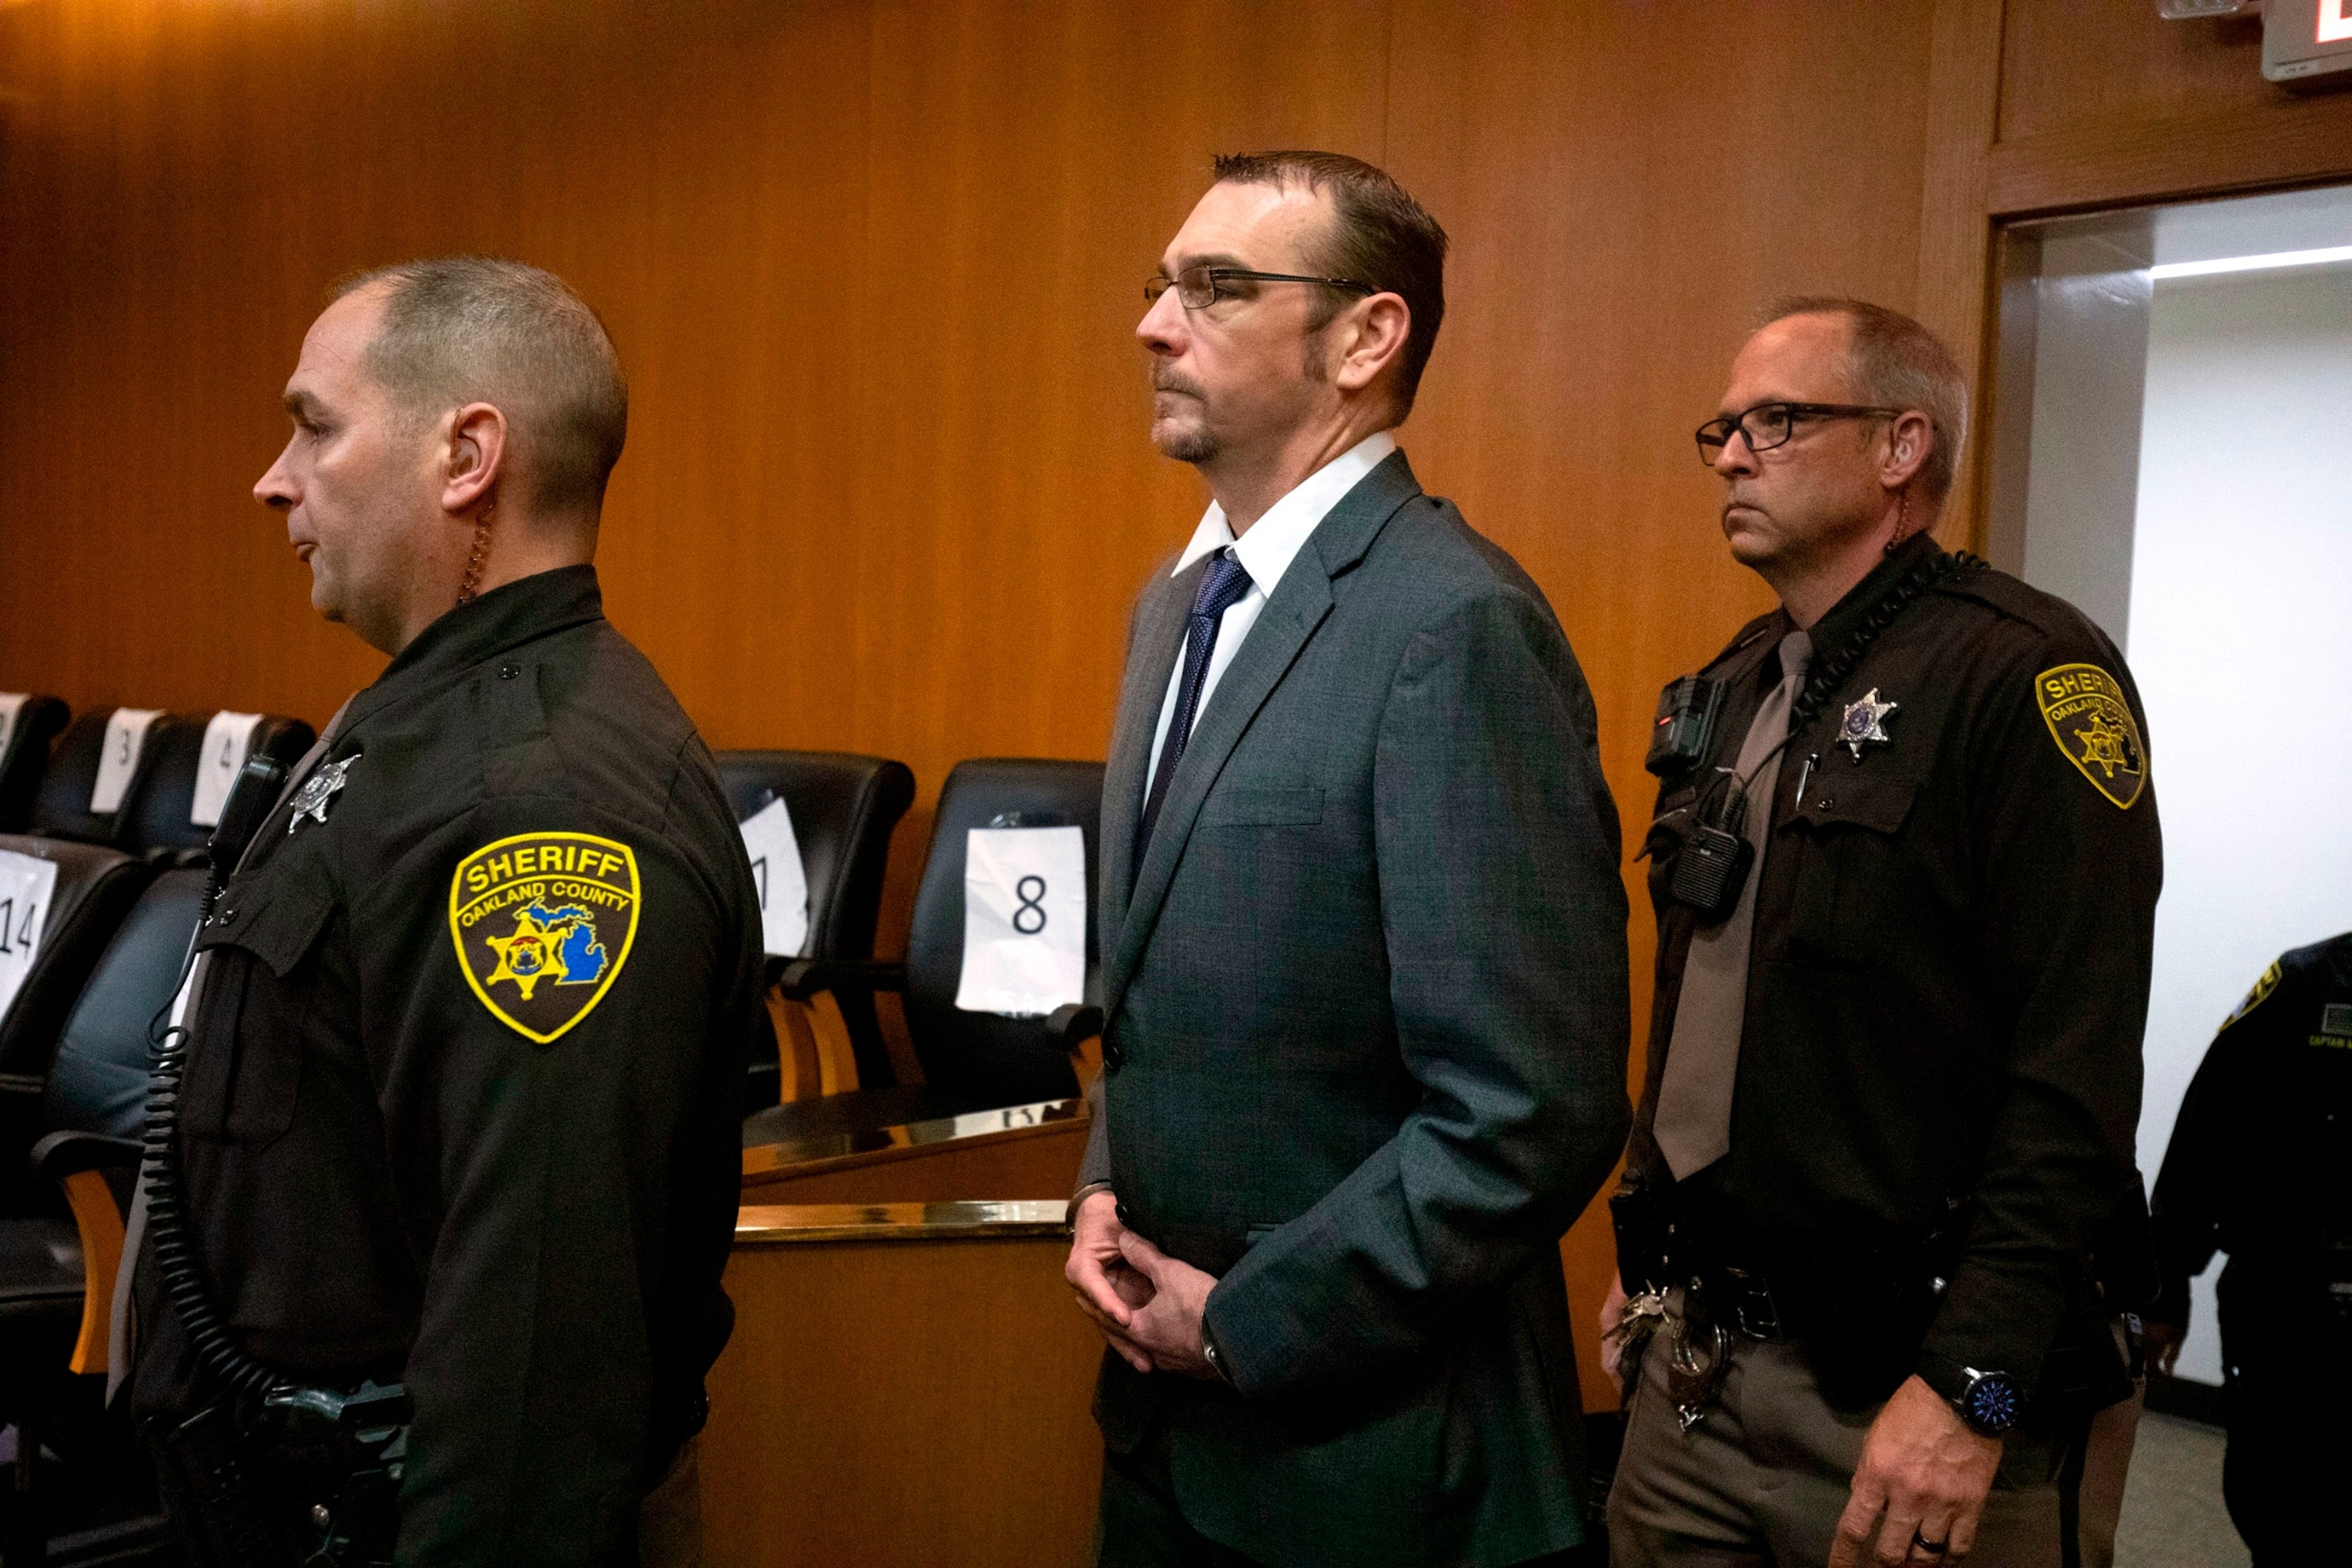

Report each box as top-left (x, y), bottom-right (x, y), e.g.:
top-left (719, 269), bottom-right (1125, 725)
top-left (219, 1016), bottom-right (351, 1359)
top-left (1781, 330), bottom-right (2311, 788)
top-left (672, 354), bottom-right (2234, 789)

top-left (956, 825), bottom-right (1086, 1017)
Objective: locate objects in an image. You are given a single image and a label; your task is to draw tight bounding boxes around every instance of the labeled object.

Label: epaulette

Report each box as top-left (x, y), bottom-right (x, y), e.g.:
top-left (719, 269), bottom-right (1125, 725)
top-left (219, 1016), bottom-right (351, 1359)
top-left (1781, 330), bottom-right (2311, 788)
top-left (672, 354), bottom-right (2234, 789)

top-left (1694, 611), bottom-right (1780, 678)
top-left (1926, 554), bottom-right (2082, 644)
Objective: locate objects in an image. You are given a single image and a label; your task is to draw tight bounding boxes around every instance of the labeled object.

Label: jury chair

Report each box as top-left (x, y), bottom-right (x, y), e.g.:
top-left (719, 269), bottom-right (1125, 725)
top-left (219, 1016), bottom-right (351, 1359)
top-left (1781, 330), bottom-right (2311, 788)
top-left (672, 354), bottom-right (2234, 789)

top-left (0, 696), bottom-right (70, 833)
top-left (111, 712), bottom-right (315, 858)
top-left (713, 750), bottom-right (916, 1116)
top-left (750, 758), bottom-right (1106, 1145)
top-left (0, 867), bottom-right (204, 1565)
top-left (24, 709), bottom-right (194, 848)
top-left (0, 838), bottom-right (155, 1217)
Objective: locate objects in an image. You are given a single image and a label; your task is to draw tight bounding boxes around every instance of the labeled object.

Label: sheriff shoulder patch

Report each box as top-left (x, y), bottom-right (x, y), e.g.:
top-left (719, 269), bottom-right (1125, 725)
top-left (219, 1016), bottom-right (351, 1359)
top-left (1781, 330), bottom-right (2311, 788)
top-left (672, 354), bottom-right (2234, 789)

top-left (2035, 664), bottom-right (2148, 809)
top-left (2223, 961), bottom-right (2281, 1027)
top-left (449, 831), bottom-right (641, 1043)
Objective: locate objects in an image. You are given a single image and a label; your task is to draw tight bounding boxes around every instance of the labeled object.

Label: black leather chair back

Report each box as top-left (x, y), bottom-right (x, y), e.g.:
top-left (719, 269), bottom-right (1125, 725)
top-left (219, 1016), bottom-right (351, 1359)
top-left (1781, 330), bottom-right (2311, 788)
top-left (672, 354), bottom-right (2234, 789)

top-left (114, 712), bottom-right (315, 855)
top-left (0, 836), bottom-right (153, 1213)
top-left (0, 837), bottom-right (155, 1083)
top-left (0, 696), bottom-right (69, 834)
top-left (714, 750), bottom-right (916, 964)
top-left (902, 759), bottom-right (1102, 1107)
top-left (26, 708), bottom-right (191, 847)
top-left (41, 868), bottom-right (206, 1144)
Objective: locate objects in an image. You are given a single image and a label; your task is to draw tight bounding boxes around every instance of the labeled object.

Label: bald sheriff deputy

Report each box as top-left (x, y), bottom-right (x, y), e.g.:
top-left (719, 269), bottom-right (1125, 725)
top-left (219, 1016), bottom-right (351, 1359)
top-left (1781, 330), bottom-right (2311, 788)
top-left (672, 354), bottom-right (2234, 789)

top-left (124, 258), bottom-right (763, 1567)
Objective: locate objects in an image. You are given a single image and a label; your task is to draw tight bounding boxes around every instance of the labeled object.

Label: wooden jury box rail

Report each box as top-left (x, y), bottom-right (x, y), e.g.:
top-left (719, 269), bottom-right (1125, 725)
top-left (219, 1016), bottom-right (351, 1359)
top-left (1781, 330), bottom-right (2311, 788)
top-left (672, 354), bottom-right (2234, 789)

top-left (739, 1097), bottom-right (1089, 1205)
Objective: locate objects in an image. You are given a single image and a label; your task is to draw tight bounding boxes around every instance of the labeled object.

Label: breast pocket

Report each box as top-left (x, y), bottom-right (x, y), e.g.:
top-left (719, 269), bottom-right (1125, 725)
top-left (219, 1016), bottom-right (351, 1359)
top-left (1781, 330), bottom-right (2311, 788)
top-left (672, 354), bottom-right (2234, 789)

top-left (1785, 771), bottom-right (1919, 965)
top-left (185, 881), bottom-right (335, 1147)
top-left (1199, 786), bottom-right (1325, 828)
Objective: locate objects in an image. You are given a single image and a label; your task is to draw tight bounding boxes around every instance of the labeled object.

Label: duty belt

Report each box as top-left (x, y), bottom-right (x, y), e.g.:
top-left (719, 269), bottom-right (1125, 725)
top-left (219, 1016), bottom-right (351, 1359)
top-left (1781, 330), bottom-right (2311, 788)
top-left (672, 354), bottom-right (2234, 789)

top-left (1695, 1263), bottom-right (1795, 1342)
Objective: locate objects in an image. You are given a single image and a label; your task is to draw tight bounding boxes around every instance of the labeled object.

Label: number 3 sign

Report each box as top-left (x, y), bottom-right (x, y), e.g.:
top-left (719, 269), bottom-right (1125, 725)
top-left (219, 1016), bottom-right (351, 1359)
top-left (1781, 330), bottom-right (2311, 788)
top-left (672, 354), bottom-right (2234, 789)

top-left (956, 825), bottom-right (1086, 1017)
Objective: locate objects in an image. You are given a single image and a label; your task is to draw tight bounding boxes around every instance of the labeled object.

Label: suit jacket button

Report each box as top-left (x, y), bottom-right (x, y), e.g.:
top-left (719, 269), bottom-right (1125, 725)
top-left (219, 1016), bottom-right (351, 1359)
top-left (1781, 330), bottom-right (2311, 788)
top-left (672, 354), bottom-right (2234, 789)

top-left (1102, 1039), bottom-right (1125, 1071)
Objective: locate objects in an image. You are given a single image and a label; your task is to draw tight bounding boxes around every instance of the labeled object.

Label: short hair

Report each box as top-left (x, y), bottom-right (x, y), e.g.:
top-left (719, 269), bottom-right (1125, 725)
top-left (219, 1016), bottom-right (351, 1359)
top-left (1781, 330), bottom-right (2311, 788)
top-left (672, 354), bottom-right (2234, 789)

top-left (333, 257), bottom-right (629, 514)
top-left (1211, 151), bottom-right (1449, 418)
top-left (1757, 296), bottom-right (1968, 510)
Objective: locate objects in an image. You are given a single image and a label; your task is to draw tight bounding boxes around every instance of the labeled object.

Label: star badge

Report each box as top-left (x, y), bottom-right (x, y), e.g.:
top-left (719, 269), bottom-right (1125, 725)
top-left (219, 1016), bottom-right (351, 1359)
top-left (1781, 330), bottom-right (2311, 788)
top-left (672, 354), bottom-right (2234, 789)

top-left (287, 753), bottom-right (361, 835)
top-left (1838, 690), bottom-right (1898, 763)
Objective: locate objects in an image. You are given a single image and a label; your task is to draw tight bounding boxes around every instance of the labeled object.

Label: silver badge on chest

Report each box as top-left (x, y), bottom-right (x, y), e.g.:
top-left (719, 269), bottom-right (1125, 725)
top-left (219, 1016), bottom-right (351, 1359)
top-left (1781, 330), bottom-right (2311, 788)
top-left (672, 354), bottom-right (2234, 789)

top-left (1837, 689), bottom-right (1898, 762)
top-left (288, 753), bottom-right (361, 834)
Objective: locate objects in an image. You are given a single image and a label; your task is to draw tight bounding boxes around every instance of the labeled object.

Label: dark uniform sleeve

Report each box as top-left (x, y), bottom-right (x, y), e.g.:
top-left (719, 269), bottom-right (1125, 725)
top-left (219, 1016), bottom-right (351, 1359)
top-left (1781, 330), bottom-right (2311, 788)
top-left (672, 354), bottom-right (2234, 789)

top-left (2147, 965), bottom-right (2277, 1330)
top-left (1202, 589), bottom-right (1632, 1395)
top-left (374, 795), bottom-right (740, 1566)
top-left (1916, 632), bottom-right (2163, 1400)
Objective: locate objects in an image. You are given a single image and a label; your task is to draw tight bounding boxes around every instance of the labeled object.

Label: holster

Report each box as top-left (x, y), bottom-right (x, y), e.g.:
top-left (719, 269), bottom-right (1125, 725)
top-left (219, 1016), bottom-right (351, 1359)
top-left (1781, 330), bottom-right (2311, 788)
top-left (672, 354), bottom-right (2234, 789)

top-left (146, 1382), bottom-right (409, 1568)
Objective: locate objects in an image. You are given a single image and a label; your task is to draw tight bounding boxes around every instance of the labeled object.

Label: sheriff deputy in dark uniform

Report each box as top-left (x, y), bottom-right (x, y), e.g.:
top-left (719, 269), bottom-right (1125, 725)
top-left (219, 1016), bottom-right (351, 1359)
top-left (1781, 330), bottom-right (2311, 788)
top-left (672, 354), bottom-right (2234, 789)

top-left (121, 258), bottom-right (762, 1566)
top-left (2144, 933), bottom-right (2352, 1563)
top-left (1601, 299), bottom-right (2162, 1568)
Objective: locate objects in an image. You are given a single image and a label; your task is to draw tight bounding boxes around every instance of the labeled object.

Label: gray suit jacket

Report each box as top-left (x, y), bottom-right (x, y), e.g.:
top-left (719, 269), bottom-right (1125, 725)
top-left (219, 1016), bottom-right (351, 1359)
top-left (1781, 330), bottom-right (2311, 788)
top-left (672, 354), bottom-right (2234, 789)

top-left (1079, 452), bottom-right (1630, 1566)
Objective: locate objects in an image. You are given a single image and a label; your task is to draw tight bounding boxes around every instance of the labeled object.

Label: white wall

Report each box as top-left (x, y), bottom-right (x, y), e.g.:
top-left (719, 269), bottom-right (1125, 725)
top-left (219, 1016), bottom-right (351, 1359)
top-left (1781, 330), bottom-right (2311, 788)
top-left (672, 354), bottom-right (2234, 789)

top-left (2127, 261), bottom-right (2352, 1383)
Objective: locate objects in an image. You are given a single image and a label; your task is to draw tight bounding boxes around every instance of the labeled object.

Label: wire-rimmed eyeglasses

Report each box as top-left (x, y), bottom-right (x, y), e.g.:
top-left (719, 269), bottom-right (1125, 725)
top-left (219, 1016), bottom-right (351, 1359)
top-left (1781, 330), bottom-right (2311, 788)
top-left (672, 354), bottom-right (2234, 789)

top-left (1694, 401), bottom-right (1905, 466)
top-left (1145, 265), bottom-right (1377, 311)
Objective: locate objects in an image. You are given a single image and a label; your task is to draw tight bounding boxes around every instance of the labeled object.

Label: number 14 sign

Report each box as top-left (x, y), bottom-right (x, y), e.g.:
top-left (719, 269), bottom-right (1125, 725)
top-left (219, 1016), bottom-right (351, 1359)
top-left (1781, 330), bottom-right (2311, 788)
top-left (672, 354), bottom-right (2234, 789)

top-left (0, 850), bottom-right (60, 1023)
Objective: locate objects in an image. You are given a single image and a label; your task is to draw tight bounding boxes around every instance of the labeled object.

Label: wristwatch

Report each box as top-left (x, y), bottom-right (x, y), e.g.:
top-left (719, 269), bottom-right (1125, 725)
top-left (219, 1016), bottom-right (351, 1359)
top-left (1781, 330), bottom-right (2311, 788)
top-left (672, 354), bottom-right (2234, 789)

top-left (1947, 1367), bottom-right (2022, 1437)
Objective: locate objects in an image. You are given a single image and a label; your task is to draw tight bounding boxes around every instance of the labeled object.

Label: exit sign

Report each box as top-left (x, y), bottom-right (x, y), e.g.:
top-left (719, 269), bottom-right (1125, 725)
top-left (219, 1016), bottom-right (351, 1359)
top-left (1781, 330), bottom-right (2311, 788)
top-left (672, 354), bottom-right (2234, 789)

top-left (2266, 0), bottom-right (2352, 85)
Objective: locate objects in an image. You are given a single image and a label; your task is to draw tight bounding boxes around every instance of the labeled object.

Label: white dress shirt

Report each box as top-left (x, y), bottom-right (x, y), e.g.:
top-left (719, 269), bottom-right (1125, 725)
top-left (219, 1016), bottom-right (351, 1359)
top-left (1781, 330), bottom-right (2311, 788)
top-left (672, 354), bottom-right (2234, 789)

top-left (1143, 431), bottom-right (1397, 797)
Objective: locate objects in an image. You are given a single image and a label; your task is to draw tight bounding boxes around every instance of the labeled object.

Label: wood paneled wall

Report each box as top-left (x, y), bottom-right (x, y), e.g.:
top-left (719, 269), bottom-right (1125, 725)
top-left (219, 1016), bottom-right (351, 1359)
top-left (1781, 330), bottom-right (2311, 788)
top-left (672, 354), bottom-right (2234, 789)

top-left (5, 0), bottom-right (2349, 1424)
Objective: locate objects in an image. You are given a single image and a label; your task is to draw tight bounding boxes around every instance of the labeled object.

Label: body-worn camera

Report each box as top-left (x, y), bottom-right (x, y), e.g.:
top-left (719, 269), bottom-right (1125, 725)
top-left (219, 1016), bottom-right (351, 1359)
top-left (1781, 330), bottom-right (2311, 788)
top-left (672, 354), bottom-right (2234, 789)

top-left (1646, 676), bottom-right (1725, 778)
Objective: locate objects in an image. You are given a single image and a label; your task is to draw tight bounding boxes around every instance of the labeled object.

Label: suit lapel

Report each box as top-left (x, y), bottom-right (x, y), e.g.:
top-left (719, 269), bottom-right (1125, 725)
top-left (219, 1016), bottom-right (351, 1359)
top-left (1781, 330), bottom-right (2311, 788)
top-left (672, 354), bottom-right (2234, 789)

top-left (1105, 452), bottom-right (1423, 1010)
top-left (1099, 561), bottom-right (1196, 950)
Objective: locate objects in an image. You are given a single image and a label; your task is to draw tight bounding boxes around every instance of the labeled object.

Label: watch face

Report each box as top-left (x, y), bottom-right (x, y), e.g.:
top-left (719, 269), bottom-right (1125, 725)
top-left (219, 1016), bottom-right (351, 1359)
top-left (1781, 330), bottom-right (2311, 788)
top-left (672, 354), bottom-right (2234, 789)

top-left (1964, 1372), bottom-right (2021, 1433)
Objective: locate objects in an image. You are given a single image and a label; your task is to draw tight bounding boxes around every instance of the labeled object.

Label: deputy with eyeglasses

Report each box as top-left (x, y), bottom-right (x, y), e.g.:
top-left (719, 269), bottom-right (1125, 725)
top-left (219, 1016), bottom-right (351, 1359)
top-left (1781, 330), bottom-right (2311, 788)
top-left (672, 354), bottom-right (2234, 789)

top-left (1599, 299), bottom-right (2161, 1568)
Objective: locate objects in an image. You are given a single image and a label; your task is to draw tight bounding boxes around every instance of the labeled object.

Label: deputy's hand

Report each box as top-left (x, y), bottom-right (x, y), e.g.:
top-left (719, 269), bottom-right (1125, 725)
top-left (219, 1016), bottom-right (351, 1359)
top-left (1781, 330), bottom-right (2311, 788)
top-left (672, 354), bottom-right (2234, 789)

top-left (1829, 1375), bottom-right (2001, 1566)
top-left (1113, 1228), bottom-right (1220, 1380)
top-left (1599, 1271), bottom-right (1630, 1393)
top-left (2140, 1318), bottom-right (2185, 1377)
top-left (1065, 1191), bottom-right (1154, 1373)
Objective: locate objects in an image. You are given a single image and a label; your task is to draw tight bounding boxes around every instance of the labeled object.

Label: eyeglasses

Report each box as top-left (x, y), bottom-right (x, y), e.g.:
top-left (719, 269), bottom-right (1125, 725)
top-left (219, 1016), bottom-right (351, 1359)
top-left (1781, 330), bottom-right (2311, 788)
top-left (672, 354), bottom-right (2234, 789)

top-left (1144, 265), bottom-right (1377, 311)
top-left (1694, 401), bottom-right (1906, 466)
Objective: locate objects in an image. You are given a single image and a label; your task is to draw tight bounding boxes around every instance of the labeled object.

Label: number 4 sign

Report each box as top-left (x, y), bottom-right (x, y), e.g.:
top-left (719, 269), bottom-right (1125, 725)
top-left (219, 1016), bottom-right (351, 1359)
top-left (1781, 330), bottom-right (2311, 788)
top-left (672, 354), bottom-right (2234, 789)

top-left (956, 825), bottom-right (1086, 1017)
top-left (0, 850), bottom-right (60, 1023)
top-left (190, 711), bottom-right (265, 829)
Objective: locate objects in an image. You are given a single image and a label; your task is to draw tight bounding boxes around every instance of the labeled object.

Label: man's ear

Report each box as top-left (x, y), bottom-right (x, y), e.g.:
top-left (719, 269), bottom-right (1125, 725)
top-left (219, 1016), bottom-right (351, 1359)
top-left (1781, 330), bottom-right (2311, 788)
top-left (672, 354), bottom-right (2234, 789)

top-left (1331, 293), bottom-right (1412, 399)
top-left (442, 402), bottom-right (508, 516)
top-left (1880, 410), bottom-right (1932, 492)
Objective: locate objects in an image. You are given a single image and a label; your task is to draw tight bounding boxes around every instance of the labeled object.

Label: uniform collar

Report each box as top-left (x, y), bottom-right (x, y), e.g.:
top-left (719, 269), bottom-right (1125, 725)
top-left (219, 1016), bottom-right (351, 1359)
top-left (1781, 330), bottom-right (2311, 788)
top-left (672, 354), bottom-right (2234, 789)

top-left (1801, 531), bottom-right (1944, 656)
top-left (338, 564), bottom-right (606, 736)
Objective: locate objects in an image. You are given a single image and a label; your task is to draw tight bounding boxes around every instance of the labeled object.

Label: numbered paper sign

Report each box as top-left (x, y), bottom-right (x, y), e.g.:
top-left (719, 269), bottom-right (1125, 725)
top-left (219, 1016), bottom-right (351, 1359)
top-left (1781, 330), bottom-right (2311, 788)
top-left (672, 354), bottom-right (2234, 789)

top-left (0, 694), bottom-right (25, 763)
top-left (189, 711), bottom-right (265, 829)
top-left (956, 825), bottom-right (1086, 1017)
top-left (0, 849), bottom-right (59, 1023)
top-left (90, 707), bottom-right (164, 815)
top-left (738, 795), bottom-right (810, 959)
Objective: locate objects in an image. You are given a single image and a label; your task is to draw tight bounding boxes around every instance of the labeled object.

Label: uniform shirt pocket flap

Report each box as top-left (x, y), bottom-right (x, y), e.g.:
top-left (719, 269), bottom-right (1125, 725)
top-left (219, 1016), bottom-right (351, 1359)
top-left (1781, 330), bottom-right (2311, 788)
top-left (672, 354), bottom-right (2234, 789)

top-left (1795, 771), bottom-right (1919, 835)
top-left (197, 878), bottom-right (335, 978)
top-left (1201, 786), bottom-right (1324, 827)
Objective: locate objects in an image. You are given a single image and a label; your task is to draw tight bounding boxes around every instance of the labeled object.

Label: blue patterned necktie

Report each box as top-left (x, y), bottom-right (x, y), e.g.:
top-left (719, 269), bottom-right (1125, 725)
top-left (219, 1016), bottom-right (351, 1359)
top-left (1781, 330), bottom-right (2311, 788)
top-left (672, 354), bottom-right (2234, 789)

top-left (1135, 549), bottom-right (1255, 859)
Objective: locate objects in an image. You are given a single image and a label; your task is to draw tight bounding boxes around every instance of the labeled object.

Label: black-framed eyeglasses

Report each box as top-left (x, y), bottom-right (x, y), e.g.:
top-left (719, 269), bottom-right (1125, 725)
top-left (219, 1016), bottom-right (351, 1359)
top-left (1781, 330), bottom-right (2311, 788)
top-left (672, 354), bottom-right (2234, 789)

top-left (1145, 265), bottom-right (1377, 310)
top-left (1694, 401), bottom-right (1906, 465)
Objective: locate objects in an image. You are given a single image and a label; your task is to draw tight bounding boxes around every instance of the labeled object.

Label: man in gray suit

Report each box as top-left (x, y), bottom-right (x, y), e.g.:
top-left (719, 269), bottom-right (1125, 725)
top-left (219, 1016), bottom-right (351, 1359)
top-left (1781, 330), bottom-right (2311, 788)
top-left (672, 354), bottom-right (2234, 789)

top-left (1063, 150), bottom-right (1631, 1566)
